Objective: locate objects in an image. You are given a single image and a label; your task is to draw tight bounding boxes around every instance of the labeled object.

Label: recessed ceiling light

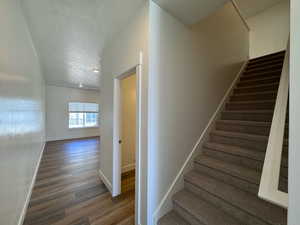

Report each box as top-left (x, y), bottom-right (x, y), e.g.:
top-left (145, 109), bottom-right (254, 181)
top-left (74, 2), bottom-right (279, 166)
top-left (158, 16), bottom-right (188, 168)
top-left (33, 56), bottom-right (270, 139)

top-left (93, 68), bottom-right (100, 73)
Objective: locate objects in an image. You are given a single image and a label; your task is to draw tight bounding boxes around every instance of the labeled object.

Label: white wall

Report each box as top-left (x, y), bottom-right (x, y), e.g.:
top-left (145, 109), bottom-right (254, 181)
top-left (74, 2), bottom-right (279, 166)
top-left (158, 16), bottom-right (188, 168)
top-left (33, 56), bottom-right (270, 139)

top-left (247, 0), bottom-right (290, 58)
top-left (0, 1), bottom-right (45, 225)
top-left (121, 74), bottom-right (137, 172)
top-left (100, 2), bottom-right (149, 224)
top-left (289, 0), bottom-right (299, 223)
top-left (46, 85), bottom-right (100, 141)
top-left (148, 1), bottom-right (249, 223)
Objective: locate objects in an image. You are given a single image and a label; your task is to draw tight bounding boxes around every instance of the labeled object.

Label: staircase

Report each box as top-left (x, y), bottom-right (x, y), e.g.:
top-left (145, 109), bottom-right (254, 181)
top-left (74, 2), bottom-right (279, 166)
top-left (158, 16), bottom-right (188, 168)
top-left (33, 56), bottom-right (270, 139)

top-left (158, 51), bottom-right (288, 225)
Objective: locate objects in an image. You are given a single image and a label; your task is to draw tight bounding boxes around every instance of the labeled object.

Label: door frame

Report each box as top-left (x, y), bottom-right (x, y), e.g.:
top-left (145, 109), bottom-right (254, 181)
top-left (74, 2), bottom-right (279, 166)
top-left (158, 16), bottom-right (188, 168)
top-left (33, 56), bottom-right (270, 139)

top-left (112, 63), bottom-right (142, 224)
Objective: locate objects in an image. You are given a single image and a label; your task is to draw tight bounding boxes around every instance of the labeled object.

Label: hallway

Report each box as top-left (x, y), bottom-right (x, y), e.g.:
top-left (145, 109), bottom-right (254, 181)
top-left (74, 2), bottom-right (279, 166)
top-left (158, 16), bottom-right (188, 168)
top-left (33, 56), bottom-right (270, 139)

top-left (23, 137), bottom-right (135, 225)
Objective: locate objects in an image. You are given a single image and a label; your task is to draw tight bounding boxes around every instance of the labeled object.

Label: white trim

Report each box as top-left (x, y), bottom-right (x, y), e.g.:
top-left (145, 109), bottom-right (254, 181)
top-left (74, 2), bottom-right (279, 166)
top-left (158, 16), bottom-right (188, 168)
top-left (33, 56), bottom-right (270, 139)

top-left (152, 60), bottom-right (249, 224)
top-left (112, 59), bottom-right (143, 225)
top-left (231, 0), bottom-right (250, 31)
top-left (258, 43), bottom-right (289, 208)
top-left (113, 77), bottom-right (122, 197)
top-left (46, 136), bottom-right (100, 142)
top-left (122, 163), bottom-right (136, 173)
top-left (18, 142), bottom-right (46, 225)
top-left (98, 169), bottom-right (113, 194)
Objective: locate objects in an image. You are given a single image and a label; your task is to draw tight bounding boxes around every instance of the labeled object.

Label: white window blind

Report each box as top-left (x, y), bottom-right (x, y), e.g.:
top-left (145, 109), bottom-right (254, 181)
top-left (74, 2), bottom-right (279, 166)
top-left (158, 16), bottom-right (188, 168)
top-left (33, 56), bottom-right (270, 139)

top-left (68, 102), bottom-right (99, 112)
top-left (68, 102), bottom-right (99, 128)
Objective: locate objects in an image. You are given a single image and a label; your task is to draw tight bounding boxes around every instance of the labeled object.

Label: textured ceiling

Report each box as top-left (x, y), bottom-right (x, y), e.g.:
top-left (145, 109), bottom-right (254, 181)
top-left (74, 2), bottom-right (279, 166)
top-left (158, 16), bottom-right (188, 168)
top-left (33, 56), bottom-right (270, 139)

top-left (235, 0), bottom-right (286, 18)
top-left (153, 0), bottom-right (230, 25)
top-left (21, 0), bottom-right (145, 90)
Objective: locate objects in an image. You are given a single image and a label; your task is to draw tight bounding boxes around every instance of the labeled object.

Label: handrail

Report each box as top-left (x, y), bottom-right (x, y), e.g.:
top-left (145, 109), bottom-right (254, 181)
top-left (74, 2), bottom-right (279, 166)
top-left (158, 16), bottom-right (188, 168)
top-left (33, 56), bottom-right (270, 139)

top-left (231, 0), bottom-right (250, 31)
top-left (258, 41), bottom-right (290, 208)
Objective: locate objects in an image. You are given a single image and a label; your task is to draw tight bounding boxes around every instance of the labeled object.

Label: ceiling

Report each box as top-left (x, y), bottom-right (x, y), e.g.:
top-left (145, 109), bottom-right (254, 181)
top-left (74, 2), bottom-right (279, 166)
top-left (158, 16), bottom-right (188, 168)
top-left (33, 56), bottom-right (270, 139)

top-left (153, 0), bottom-right (229, 25)
top-left (235, 0), bottom-right (286, 18)
top-left (21, 0), bottom-right (145, 90)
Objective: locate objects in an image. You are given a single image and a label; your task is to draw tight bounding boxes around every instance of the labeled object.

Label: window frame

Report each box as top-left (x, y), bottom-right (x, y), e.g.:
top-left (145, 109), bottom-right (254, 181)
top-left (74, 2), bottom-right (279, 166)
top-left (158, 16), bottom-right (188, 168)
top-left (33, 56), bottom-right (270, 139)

top-left (68, 102), bottom-right (99, 129)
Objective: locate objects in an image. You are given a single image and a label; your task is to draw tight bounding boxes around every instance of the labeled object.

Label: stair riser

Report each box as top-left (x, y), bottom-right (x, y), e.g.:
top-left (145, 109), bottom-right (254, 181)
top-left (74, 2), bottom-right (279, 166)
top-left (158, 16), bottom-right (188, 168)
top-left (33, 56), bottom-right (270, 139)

top-left (230, 93), bottom-right (277, 101)
top-left (185, 182), bottom-right (268, 225)
top-left (247, 60), bottom-right (284, 70)
top-left (210, 134), bottom-right (267, 151)
top-left (203, 149), bottom-right (288, 179)
top-left (173, 204), bottom-right (205, 225)
top-left (216, 121), bottom-right (289, 137)
top-left (234, 85), bottom-right (279, 94)
top-left (221, 112), bottom-right (273, 122)
top-left (216, 122), bottom-right (271, 136)
top-left (238, 77), bottom-right (280, 87)
top-left (226, 102), bottom-right (275, 110)
top-left (279, 179), bottom-right (288, 193)
top-left (193, 163), bottom-right (258, 194)
top-left (240, 73), bottom-right (281, 82)
top-left (204, 148), bottom-right (263, 171)
top-left (244, 66), bottom-right (283, 75)
top-left (249, 54), bottom-right (285, 64)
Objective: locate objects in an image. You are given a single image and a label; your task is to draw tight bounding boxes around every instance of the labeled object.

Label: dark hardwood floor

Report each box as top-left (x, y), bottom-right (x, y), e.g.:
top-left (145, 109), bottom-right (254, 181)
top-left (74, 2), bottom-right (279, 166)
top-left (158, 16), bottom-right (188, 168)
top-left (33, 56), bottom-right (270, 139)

top-left (23, 137), bottom-right (135, 225)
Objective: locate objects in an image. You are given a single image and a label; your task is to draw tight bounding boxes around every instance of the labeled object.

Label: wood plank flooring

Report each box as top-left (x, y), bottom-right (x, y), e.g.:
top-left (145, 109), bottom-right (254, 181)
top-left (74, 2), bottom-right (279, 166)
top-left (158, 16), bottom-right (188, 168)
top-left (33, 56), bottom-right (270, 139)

top-left (23, 137), bottom-right (135, 225)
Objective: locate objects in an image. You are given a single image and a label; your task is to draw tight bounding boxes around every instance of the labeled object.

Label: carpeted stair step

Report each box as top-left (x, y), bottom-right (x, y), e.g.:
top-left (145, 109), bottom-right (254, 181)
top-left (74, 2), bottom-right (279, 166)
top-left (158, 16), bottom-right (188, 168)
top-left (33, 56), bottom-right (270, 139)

top-left (202, 142), bottom-right (288, 178)
top-left (241, 70), bottom-right (281, 81)
top-left (210, 130), bottom-right (288, 152)
top-left (237, 76), bottom-right (281, 87)
top-left (173, 190), bottom-right (240, 225)
top-left (210, 130), bottom-right (270, 151)
top-left (216, 120), bottom-right (271, 136)
top-left (184, 171), bottom-right (287, 225)
top-left (244, 63), bottom-right (284, 74)
top-left (247, 58), bottom-right (284, 69)
top-left (194, 155), bottom-right (261, 191)
top-left (203, 142), bottom-right (288, 167)
top-left (216, 120), bottom-right (289, 137)
top-left (230, 91), bottom-right (278, 101)
top-left (221, 110), bottom-right (274, 122)
top-left (226, 100), bottom-right (276, 111)
top-left (248, 51), bottom-right (285, 64)
top-left (158, 211), bottom-right (190, 225)
top-left (234, 83), bottom-right (279, 94)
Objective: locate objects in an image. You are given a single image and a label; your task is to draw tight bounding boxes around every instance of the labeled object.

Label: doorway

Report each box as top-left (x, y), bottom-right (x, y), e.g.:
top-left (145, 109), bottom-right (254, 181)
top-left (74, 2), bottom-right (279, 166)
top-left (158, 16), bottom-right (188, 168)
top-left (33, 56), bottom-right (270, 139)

top-left (112, 65), bottom-right (142, 225)
top-left (120, 74), bottom-right (136, 193)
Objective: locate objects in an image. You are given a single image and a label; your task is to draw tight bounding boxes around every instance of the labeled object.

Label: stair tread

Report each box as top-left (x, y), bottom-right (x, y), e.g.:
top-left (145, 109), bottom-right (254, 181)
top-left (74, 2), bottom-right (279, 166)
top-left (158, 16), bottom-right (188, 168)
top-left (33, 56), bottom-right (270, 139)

top-left (217, 119), bottom-right (288, 127)
top-left (211, 129), bottom-right (288, 150)
top-left (232, 90), bottom-right (277, 96)
top-left (204, 142), bottom-right (288, 168)
top-left (246, 63), bottom-right (283, 72)
top-left (249, 51), bottom-right (285, 62)
top-left (249, 54), bottom-right (285, 63)
top-left (247, 59), bottom-right (284, 68)
top-left (223, 110), bottom-right (274, 114)
top-left (204, 142), bottom-right (265, 161)
top-left (158, 211), bottom-right (190, 225)
top-left (194, 155), bottom-right (260, 185)
top-left (239, 75), bottom-right (280, 83)
top-left (173, 190), bottom-right (240, 225)
top-left (217, 120), bottom-right (272, 126)
top-left (235, 82), bottom-right (279, 89)
top-left (243, 69), bottom-right (281, 77)
top-left (185, 171), bottom-right (287, 225)
top-left (227, 99), bottom-right (276, 104)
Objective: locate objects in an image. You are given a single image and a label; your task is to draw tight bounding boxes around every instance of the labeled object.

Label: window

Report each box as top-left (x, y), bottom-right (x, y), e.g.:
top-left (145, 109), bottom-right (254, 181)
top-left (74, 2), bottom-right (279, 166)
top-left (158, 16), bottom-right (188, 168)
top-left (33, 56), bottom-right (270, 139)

top-left (68, 102), bottom-right (99, 128)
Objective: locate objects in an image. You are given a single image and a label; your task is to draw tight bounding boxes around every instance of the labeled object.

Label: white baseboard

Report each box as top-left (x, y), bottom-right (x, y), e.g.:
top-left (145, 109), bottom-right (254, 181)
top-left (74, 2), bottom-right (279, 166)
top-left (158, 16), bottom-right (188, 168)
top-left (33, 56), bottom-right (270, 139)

top-left (122, 163), bottom-right (136, 173)
top-left (152, 60), bottom-right (249, 224)
top-left (18, 142), bottom-right (46, 225)
top-left (98, 169), bottom-right (113, 194)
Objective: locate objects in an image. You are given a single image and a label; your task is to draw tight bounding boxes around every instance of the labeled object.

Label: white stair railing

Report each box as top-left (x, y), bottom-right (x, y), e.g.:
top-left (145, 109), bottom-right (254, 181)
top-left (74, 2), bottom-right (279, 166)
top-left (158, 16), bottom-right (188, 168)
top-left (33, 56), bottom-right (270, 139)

top-left (258, 42), bottom-right (289, 208)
